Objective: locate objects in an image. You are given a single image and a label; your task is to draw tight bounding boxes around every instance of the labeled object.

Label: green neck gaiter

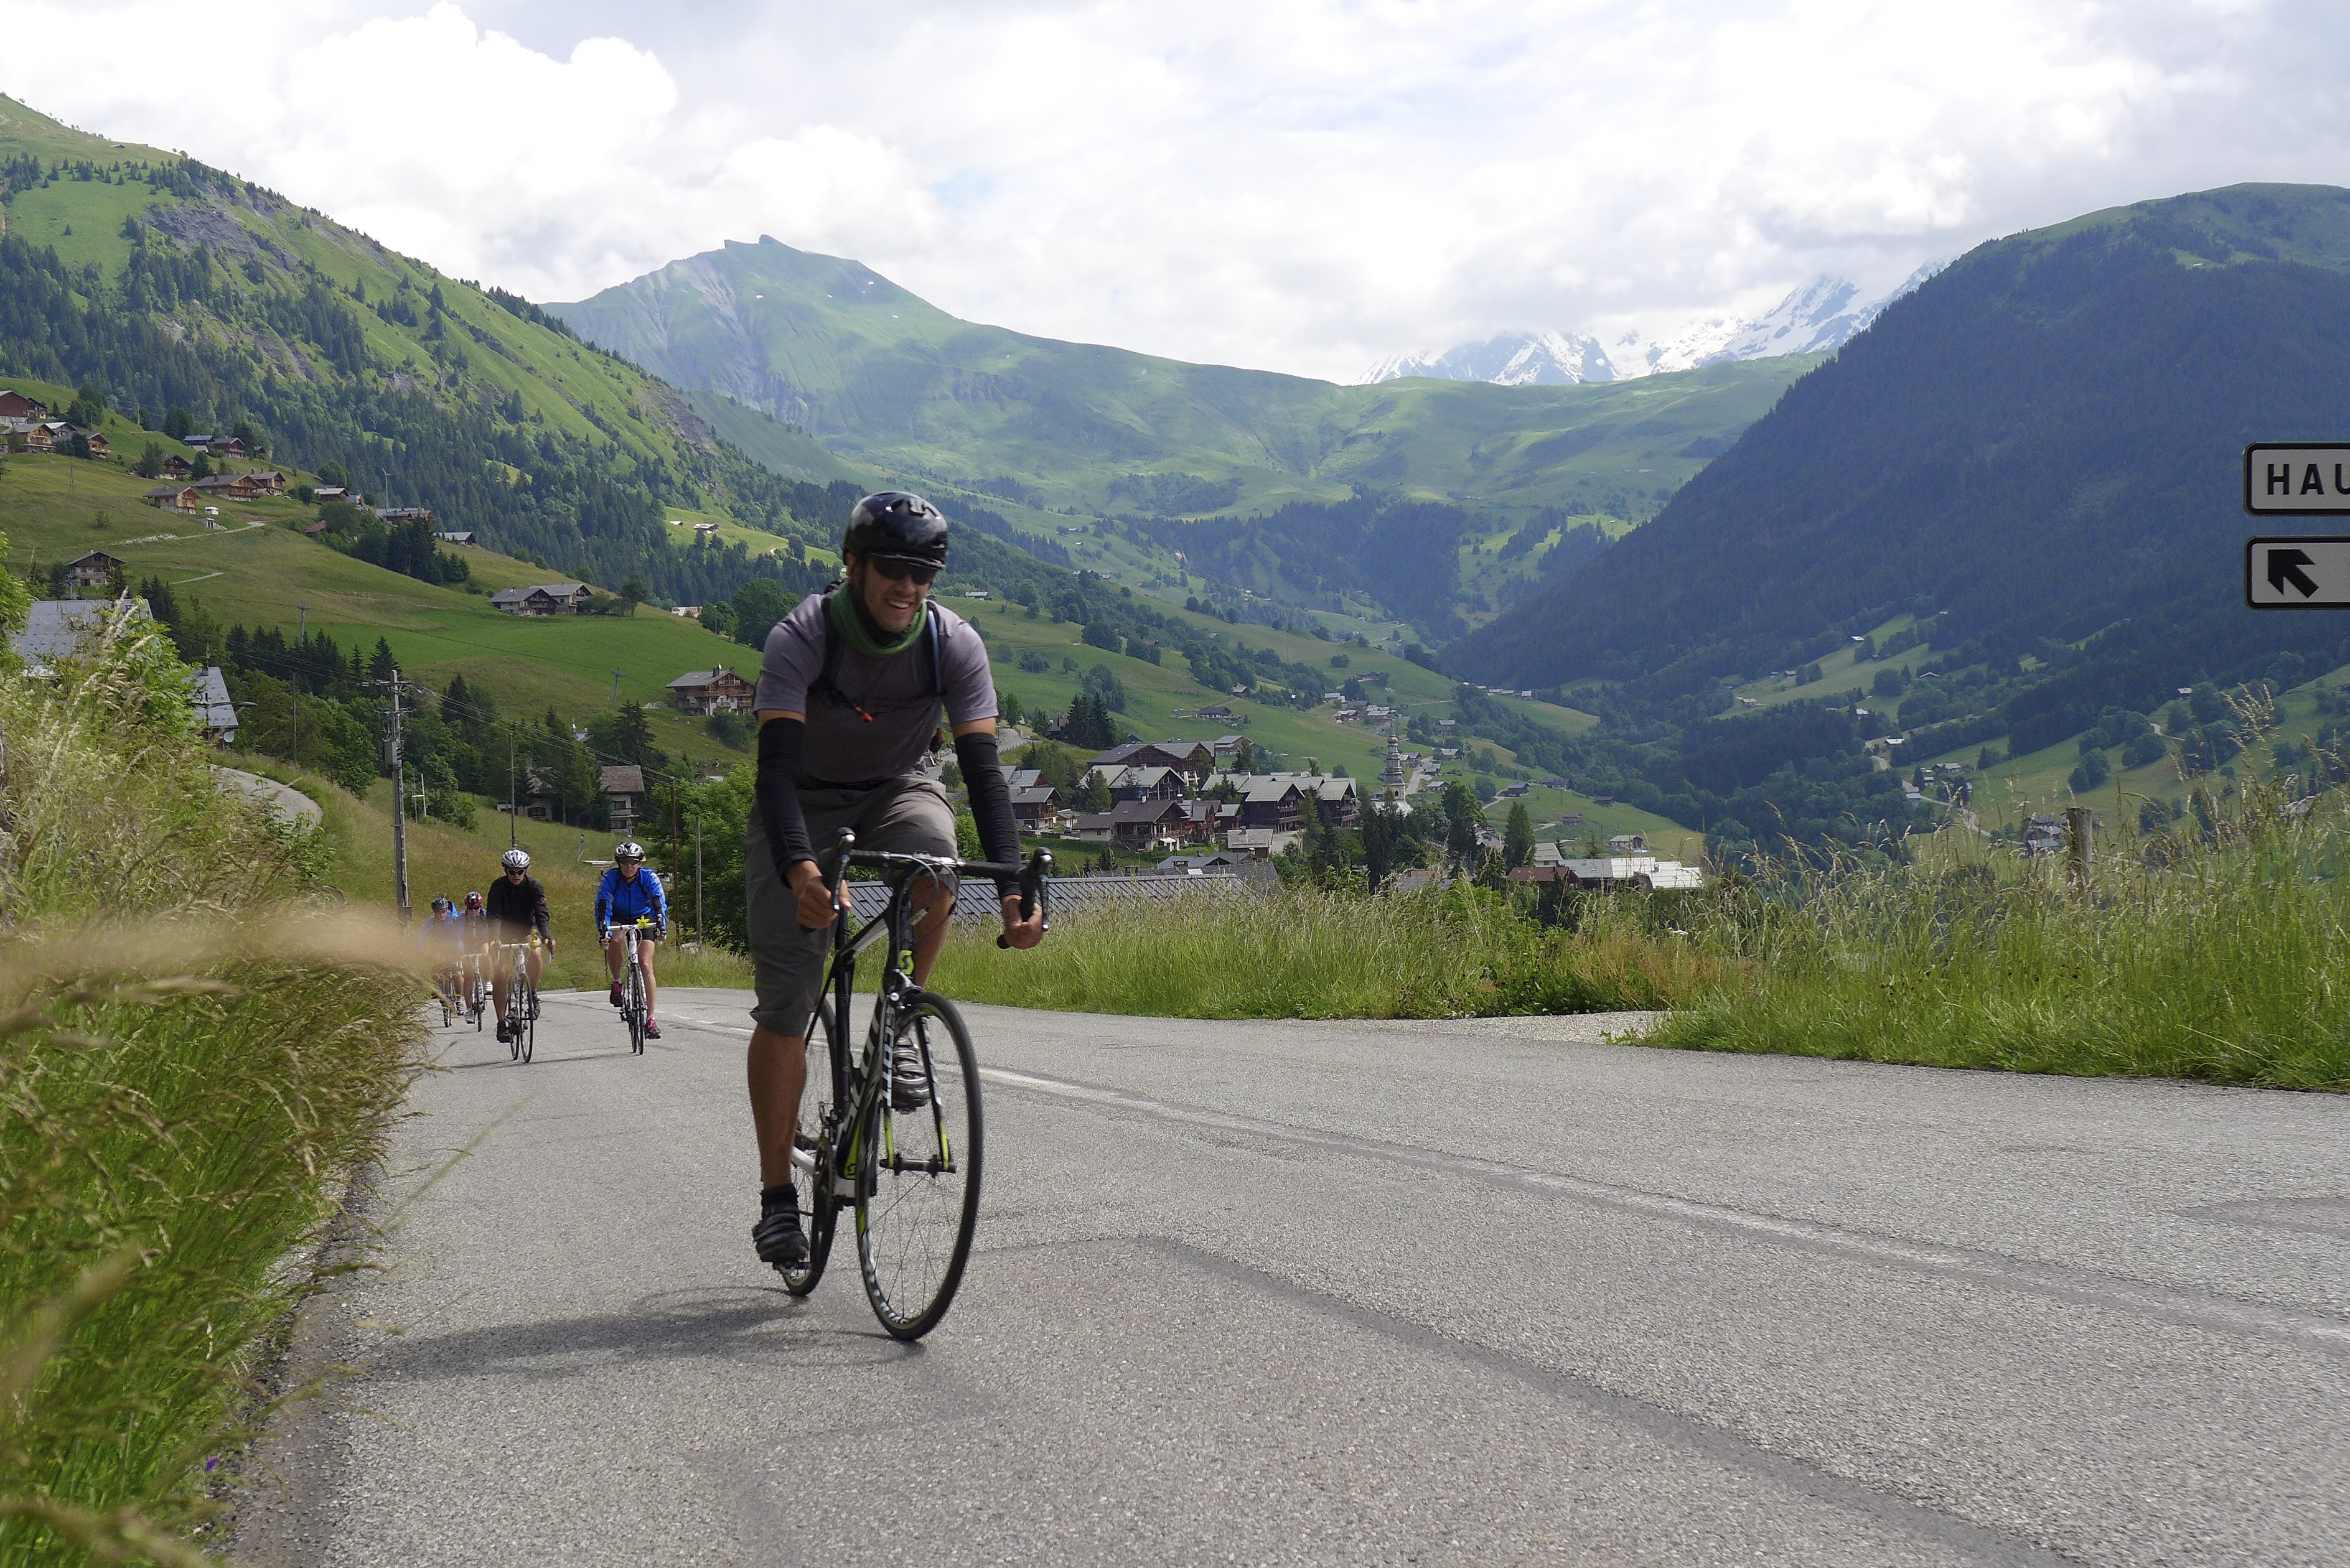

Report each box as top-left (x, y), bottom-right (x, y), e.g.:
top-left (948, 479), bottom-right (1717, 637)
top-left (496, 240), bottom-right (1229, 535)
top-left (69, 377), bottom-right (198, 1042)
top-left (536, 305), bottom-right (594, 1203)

top-left (825, 585), bottom-right (925, 660)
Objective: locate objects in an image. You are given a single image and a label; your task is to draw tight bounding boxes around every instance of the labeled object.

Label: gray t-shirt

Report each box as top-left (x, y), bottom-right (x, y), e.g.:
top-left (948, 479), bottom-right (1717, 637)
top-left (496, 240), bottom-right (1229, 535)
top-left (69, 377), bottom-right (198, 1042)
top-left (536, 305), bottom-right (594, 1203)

top-left (755, 593), bottom-right (996, 783)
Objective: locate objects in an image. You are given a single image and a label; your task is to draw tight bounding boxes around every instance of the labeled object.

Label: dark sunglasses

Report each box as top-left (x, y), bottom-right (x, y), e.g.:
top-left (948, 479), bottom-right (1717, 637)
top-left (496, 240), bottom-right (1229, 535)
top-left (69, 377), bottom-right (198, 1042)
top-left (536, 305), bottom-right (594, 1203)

top-left (867, 558), bottom-right (938, 586)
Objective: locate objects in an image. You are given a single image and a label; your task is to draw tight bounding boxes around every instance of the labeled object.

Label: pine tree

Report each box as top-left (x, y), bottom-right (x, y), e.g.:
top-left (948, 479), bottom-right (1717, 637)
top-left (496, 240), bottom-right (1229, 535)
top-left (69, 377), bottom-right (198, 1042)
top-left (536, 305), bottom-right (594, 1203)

top-left (1504, 800), bottom-right (1535, 870)
top-left (1361, 801), bottom-right (1392, 889)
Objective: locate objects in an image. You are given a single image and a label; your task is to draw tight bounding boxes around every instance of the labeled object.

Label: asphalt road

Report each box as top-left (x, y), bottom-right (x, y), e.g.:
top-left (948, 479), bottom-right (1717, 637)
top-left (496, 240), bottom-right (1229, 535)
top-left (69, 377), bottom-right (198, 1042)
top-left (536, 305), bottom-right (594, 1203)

top-left (234, 988), bottom-right (2350, 1566)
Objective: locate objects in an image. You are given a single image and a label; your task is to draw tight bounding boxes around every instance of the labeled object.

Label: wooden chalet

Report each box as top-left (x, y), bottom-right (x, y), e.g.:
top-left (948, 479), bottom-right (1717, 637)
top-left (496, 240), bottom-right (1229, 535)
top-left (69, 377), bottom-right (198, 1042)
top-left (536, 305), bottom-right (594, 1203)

top-left (0, 390), bottom-right (47, 419)
top-left (1090, 740), bottom-right (1216, 782)
top-left (489, 584), bottom-right (593, 617)
top-left (146, 485), bottom-right (201, 513)
top-left (1009, 784), bottom-right (1059, 826)
top-left (665, 667), bottom-right (756, 716)
top-left (599, 765), bottom-right (648, 832)
top-left (62, 551), bottom-right (123, 590)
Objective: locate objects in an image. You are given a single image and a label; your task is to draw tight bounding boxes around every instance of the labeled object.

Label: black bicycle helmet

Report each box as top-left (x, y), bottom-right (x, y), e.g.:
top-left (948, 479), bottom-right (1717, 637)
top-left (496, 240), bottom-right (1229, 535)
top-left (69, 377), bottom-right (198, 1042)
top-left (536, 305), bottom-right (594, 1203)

top-left (843, 492), bottom-right (949, 568)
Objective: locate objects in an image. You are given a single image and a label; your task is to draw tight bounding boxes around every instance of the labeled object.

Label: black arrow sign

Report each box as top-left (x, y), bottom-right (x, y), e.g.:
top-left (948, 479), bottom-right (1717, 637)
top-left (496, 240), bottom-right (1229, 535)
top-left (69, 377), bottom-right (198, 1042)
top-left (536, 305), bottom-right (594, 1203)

top-left (2268, 547), bottom-right (2321, 598)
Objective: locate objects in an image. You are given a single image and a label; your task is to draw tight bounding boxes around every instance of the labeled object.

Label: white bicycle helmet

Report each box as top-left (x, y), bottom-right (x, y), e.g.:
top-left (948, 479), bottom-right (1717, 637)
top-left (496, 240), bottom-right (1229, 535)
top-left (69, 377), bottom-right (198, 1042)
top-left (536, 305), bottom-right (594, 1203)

top-left (614, 840), bottom-right (645, 861)
top-left (502, 847), bottom-right (531, 871)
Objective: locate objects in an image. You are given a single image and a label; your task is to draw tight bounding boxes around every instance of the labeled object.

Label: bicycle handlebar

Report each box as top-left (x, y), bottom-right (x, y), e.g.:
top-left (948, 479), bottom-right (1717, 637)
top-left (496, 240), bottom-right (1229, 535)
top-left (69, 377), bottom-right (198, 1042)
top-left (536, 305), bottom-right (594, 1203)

top-left (817, 829), bottom-right (1051, 948)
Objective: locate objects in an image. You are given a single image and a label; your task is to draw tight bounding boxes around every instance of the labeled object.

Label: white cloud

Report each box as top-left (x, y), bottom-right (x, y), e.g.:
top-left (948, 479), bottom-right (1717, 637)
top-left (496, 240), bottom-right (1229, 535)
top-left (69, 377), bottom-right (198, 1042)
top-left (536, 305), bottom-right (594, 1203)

top-left (1, 0), bottom-right (2343, 381)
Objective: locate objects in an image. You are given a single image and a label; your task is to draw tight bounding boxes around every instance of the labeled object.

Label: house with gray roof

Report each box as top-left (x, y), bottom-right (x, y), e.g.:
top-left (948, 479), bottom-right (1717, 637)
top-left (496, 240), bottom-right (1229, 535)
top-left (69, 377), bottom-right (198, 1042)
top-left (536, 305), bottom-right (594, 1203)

top-left (10, 599), bottom-right (149, 671)
top-left (490, 583), bottom-right (593, 616)
top-left (189, 666), bottom-right (238, 745)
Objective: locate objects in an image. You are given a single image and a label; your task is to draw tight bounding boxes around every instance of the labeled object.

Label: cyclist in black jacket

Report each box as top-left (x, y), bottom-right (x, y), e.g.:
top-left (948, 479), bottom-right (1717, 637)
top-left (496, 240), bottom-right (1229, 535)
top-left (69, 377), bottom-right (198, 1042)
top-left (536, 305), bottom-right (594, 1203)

top-left (485, 847), bottom-right (555, 1043)
top-left (744, 492), bottom-right (1043, 1268)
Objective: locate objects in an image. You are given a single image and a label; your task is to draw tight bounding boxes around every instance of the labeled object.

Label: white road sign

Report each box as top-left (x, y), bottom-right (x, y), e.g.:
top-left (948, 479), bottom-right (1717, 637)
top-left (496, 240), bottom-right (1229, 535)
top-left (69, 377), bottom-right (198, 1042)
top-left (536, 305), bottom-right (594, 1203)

top-left (2245, 536), bottom-right (2350, 607)
top-left (2245, 445), bottom-right (2350, 515)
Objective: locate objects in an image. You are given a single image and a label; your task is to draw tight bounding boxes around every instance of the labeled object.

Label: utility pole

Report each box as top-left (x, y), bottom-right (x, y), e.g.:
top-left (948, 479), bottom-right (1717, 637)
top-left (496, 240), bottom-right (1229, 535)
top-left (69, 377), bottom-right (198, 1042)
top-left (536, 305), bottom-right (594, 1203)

top-left (668, 781), bottom-right (680, 897)
top-left (694, 809), bottom-right (703, 949)
top-left (612, 669), bottom-right (624, 706)
top-left (292, 602), bottom-right (304, 766)
top-left (507, 724), bottom-right (518, 848)
top-left (2065, 805), bottom-right (2095, 889)
top-left (388, 674), bottom-right (410, 921)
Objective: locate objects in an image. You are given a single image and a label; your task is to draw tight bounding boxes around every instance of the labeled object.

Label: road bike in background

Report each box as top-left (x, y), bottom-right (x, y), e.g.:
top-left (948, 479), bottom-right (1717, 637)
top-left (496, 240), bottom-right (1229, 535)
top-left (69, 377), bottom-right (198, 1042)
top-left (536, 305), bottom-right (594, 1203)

top-left (616, 917), bottom-right (657, 1055)
top-left (463, 953), bottom-right (488, 1032)
top-left (774, 829), bottom-right (1049, 1341)
top-left (497, 940), bottom-right (541, 1064)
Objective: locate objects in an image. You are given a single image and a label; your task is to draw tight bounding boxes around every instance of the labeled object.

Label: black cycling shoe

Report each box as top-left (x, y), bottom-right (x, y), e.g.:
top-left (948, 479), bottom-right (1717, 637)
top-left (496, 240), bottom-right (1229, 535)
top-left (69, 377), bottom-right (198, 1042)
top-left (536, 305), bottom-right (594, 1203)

top-left (889, 1037), bottom-right (931, 1113)
top-left (494, 1017), bottom-right (512, 1042)
top-left (753, 1199), bottom-right (808, 1267)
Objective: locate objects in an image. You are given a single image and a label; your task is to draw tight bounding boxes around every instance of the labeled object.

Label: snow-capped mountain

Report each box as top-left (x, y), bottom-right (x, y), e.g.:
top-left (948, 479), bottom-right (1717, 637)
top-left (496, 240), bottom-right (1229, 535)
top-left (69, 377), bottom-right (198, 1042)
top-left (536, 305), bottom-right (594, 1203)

top-left (1611, 262), bottom-right (1946, 378)
top-left (1363, 261), bottom-right (1948, 387)
top-left (1359, 329), bottom-right (1615, 386)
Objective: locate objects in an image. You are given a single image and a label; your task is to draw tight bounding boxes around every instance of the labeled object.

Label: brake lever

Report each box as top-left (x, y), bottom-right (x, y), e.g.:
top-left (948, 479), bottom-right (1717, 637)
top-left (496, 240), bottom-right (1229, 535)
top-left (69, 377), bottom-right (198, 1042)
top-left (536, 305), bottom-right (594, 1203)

top-left (996, 849), bottom-right (1052, 948)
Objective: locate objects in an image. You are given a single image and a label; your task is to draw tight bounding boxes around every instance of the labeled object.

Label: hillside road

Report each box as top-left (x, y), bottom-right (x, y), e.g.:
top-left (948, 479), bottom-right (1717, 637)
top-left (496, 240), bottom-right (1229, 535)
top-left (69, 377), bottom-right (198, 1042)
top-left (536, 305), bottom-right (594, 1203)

top-left (235, 989), bottom-right (2350, 1566)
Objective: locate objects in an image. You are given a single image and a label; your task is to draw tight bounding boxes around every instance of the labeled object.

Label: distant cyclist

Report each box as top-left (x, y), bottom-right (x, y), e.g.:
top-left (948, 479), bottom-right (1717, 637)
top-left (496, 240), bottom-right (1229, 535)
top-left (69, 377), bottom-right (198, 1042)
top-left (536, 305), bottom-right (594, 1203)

top-left (485, 847), bottom-right (553, 1043)
top-left (596, 840), bottom-right (668, 1040)
top-left (419, 896), bottom-right (467, 1009)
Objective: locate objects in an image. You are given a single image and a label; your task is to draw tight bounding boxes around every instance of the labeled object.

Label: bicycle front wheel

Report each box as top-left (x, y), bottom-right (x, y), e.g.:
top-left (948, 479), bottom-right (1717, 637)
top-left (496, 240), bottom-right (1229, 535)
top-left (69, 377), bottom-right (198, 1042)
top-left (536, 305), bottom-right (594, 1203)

top-left (627, 956), bottom-right (647, 1055)
top-left (519, 977), bottom-right (536, 1064)
top-left (855, 992), bottom-right (981, 1340)
top-left (778, 997), bottom-right (845, 1295)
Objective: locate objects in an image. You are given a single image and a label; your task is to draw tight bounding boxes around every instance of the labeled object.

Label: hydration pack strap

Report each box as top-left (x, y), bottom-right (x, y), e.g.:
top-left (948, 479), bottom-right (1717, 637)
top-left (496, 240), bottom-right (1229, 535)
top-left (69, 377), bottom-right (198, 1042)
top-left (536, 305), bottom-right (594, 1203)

top-left (811, 600), bottom-right (943, 734)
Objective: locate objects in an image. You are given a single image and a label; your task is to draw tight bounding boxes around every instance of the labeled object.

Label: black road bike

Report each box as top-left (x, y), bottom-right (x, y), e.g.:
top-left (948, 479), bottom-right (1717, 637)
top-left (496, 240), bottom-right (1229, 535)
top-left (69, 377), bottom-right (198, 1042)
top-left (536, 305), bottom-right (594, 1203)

top-left (774, 829), bottom-right (1050, 1340)
top-left (497, 940), bottom-right (541, 1064)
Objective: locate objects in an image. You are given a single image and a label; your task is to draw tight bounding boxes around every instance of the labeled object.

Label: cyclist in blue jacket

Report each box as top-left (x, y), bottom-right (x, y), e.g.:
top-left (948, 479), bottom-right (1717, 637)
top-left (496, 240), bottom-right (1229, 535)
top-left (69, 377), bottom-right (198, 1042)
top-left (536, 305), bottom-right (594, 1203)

top-left (419, 897), bottom-right (467, 1015)
top-left (596, 840), bottom-right (668, 1038)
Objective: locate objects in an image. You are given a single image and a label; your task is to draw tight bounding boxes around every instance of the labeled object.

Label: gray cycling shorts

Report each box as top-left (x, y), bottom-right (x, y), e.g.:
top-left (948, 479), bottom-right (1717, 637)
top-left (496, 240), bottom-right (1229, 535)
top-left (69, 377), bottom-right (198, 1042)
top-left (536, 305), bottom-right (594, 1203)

top-left (744, 777), bottom-right (957, 1037)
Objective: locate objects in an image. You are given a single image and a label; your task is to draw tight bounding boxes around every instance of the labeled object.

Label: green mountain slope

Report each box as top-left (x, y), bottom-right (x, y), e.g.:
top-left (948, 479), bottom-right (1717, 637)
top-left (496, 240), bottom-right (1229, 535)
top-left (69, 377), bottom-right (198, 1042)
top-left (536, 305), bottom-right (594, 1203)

top-left (1441, 182), bottom-right (2350, 852)
top-left (548, 236), bottom-right (1812, 627)
top-left (0, 95), bottom-right (852, 607)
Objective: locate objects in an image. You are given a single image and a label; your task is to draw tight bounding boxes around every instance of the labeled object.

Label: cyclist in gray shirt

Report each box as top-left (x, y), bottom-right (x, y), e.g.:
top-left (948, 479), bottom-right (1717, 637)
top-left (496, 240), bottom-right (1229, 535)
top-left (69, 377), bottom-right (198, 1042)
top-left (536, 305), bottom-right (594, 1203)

top-left (744, 492), bottom-right (1044, 1268)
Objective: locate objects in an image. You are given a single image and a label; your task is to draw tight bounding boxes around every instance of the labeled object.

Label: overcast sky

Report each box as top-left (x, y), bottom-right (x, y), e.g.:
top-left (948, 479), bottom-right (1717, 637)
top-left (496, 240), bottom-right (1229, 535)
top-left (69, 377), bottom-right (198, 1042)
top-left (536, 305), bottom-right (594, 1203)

top-left (4, 1), bottom-right (2345, 382)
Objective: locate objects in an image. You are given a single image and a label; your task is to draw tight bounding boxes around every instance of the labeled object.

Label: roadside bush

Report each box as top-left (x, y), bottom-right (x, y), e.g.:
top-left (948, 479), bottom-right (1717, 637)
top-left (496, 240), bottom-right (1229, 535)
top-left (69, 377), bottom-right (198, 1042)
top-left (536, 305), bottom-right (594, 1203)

top-left (0, 604), bottom-right (423, 1566)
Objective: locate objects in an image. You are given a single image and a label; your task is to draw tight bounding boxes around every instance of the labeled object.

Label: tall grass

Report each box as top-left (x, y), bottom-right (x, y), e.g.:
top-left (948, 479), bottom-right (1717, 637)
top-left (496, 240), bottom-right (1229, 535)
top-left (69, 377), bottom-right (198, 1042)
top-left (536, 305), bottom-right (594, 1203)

top-left (927, 883), bottom-right (1731, 1019)
top-left (1651, 768), bottom-right (2350, 1089)
top-left (932, 757), bottom-right (2350, 1093)
top-left (0, 608), bottom-right (424, 1565)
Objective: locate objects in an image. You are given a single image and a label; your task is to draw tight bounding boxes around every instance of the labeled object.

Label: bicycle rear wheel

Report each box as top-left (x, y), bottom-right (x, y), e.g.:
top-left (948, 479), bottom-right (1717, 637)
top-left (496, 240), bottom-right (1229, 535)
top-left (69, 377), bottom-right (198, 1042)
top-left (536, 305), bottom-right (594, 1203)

top-left (855, 992), bottom-right (982, 1340)
top-left (777, 997), bottom-right (844, 1296)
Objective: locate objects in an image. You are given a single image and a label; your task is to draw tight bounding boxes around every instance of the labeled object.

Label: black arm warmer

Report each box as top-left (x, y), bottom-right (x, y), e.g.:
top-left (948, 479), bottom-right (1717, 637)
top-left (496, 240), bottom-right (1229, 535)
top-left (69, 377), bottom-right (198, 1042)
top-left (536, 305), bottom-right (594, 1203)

top-left (756, 717), bottom-right (817, 881)
top-left (953, 732), bottom-right (1023, 897)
